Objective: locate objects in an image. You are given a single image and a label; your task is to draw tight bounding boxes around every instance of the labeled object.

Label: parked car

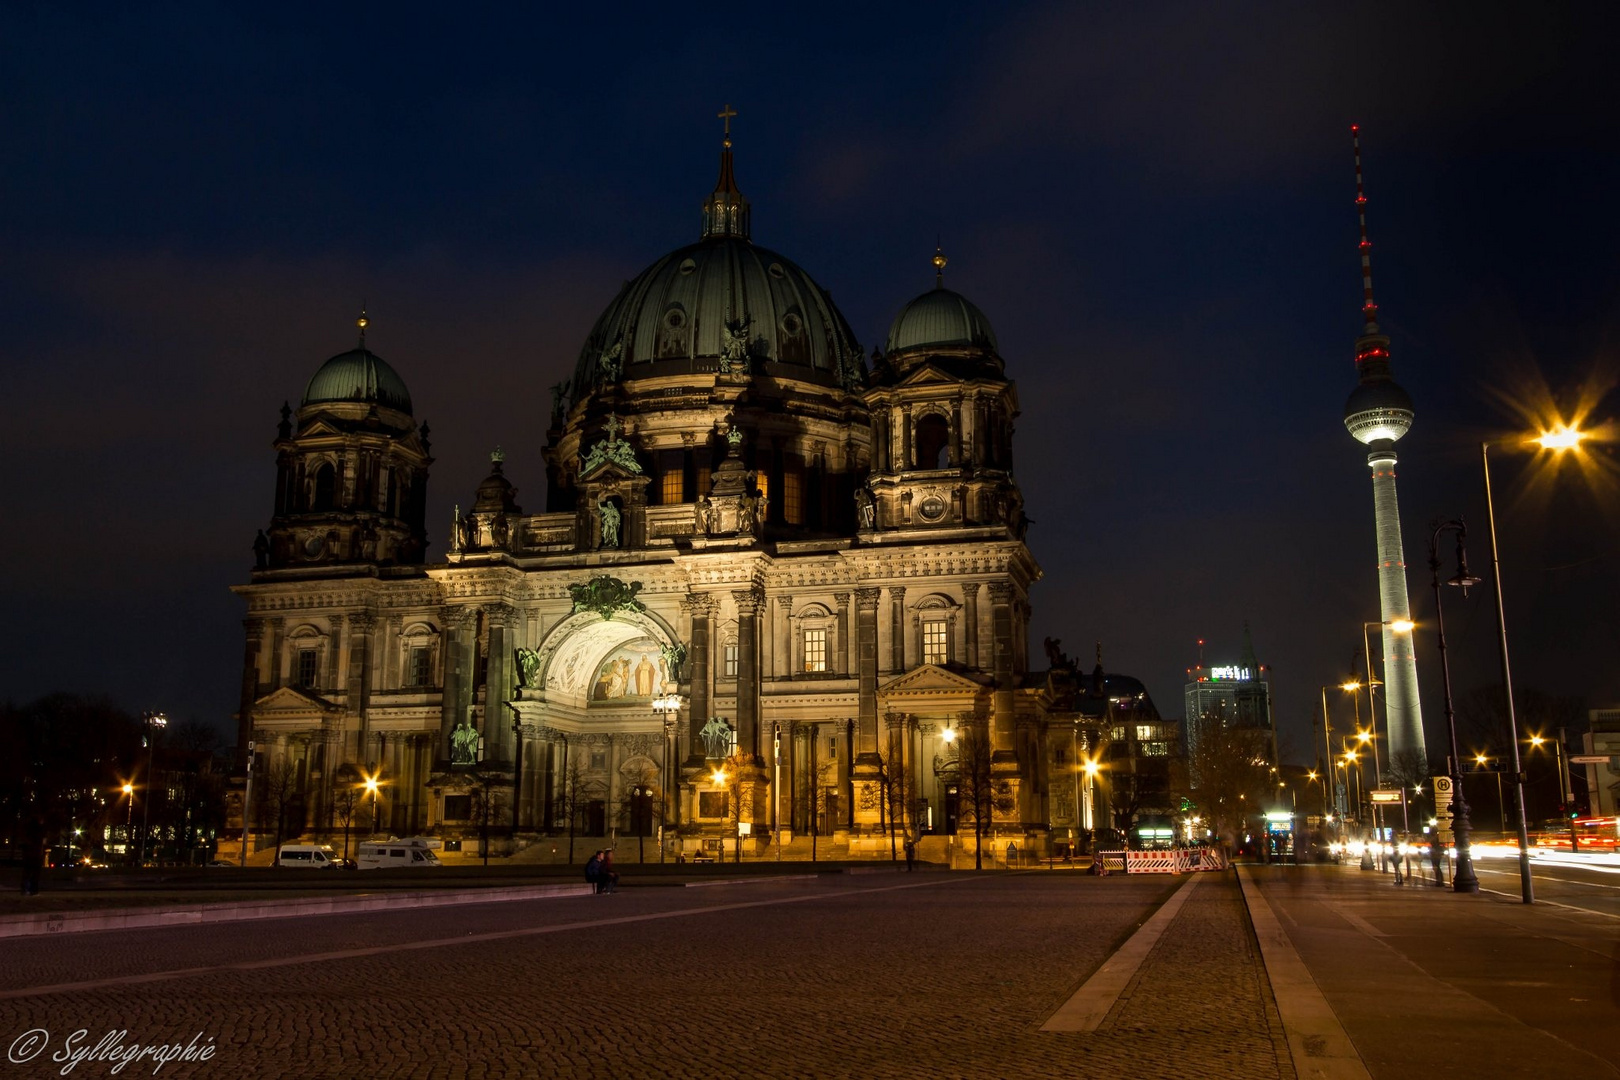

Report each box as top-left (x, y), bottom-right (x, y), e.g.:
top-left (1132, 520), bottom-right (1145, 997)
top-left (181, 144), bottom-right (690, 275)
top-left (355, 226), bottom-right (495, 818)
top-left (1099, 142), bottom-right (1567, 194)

top-left (276, 843), bottom-right (342, 869)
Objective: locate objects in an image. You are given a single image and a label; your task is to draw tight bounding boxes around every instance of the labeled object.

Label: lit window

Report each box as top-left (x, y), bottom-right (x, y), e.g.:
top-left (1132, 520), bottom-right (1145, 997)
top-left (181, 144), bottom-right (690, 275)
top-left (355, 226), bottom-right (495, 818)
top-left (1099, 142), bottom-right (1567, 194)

top-left (782, 456), bottom-right (805, 524)
top-left (296, 648), bottom-right (319, 689)
top-left (754, 472), bottom-right (769, 509)
top-left (660, 469), bottom-right (684, 505)
top-left (803, 628), bottom-right (827, 672)
top-left (723, 643), bottom-right (739, 678)
top-left (828, 736), bottom-right (837, 761)
top-left (408, 646), bottom-right (433, 688)
top-left (922, 620), bottom-right (948, 665)
top-left (1136, 725), bottom-right (1154, 740)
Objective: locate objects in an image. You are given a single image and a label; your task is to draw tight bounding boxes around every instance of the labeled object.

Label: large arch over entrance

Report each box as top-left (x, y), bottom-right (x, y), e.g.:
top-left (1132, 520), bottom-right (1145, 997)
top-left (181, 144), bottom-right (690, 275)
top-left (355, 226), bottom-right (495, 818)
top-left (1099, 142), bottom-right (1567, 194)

top-left (532, 607), bottom-right (678, 711)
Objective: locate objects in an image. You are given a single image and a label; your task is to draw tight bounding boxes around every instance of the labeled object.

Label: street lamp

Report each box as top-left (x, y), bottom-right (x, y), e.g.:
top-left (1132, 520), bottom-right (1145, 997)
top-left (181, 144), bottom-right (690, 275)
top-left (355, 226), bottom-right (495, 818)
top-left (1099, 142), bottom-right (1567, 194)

top-left (138, 711), bottom-right (167, 867)
top-left (363, 775), bottom-right (380, 835)
top-left (1428, 518), bottom-right (1481, 893)
top-left (1528, 733), bottom-right (1578, 852)
top-left (1474, 752), bottom-right (1508, 832)
top-left (1481, 424), bottom-right (1592, 904)
top-left (122, 782), bottom-right (135, 858)
top-left (631, 784), bottom-right (651, 863)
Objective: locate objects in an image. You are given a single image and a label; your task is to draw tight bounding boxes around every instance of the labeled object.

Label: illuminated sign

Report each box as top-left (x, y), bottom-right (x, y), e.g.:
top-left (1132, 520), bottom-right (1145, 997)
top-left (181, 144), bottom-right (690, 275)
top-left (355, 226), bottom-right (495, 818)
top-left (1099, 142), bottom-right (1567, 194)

top-left (1209, 666), bottom-right (1255, 681)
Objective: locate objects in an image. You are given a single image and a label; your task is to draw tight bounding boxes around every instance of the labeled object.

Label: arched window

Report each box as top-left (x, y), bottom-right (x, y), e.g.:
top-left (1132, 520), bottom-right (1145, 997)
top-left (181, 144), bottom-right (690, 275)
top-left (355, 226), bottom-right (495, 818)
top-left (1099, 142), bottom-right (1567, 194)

top-left (915, 413), bottom-right (950, 470)
top-left (312, 463), bottom-right (336, 511)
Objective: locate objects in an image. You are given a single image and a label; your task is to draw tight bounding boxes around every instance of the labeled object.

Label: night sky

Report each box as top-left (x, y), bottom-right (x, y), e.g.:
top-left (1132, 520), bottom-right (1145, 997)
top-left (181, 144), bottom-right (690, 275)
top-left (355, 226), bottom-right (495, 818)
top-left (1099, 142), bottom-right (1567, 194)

top-left (5, 4), bottom-right (1618, 765)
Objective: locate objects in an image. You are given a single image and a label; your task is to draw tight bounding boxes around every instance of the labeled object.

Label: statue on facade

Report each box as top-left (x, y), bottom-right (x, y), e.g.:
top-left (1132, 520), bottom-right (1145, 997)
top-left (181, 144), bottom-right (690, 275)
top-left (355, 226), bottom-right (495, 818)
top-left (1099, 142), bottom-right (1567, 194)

top-left (737, 491), bottom-right (759, 536)
top-left (491, 513), bottom-right (509, 549)
top-left (567, 575), bottom-right (644, 618)
top-left (449, 503), bottom-right (465, 553)
top-left (836, 342), bottom-right (865, 392)
top-left (450, 720), bottom-right (479, 764)
top-left (549, 379), bottom-right (571, 423)
top-left (515, 647), bottom-right (541, 689)
top-left (598, 340), bottom-right (624, 382)
top-left (694, 496), bottom-right (711, 534)
top-left (1043, 637), bottom-right (1071, 671)
top-left (253, 529), bottom-right (270, 569)
top-left (854, 488), bottom-right (875, 530)
top-left (598, 500), bottom-right (622, 549)
top-left (659, 642), bottom-right (687, 683)
top-left (718, 311), bottom-right (752, 375)
top-left (699, 717), bottom-right (735, 761)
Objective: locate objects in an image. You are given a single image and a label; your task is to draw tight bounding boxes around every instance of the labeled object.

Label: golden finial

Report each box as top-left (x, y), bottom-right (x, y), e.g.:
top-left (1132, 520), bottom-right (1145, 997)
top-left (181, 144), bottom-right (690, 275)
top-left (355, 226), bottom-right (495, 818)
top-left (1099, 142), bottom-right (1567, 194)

top-left (718, 103), bottom-right (737, 149)
top-left (357, 305), bottom-right (368, 346)
top-left (932, 243), bottom-right (948, 288)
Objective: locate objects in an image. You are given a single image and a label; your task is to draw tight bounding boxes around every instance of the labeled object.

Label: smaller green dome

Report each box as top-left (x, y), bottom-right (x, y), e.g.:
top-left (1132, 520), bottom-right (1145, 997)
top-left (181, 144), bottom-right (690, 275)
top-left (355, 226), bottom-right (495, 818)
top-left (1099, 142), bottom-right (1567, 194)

top-left (885, 288), bottom-right (999, 355)
top-left (302, 347), bottom-right (413, 414)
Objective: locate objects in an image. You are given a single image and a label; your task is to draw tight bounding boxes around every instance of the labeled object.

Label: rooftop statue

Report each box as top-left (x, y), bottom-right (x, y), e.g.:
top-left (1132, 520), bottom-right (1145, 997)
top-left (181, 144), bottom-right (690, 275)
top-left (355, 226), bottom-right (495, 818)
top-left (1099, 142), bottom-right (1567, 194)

top-left (568, 575), bottom-right (644, 619)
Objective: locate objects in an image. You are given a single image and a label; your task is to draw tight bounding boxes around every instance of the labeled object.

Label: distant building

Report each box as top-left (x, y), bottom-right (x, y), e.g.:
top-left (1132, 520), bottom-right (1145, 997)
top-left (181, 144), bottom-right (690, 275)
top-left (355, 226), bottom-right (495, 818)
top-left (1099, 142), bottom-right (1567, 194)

top-left (1581, 707), bottom-right (1620, 817)
top-left (1183, 631), bottom-right (1277, 772)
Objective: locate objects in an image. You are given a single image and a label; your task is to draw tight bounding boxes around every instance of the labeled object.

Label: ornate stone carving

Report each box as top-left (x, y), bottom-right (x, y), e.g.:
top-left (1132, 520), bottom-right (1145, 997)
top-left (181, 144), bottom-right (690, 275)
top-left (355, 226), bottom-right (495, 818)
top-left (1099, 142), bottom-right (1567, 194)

top-left (660, 641), bottom-right (688, 682)
top-left (987, 582), bottom-right (1014, 604)
top-left (581, 415), bottom-right (643, 475)
top-left (718, 311), bottom-right (753, 375)
top-left (699, 716), bottom-right (736, 759)
top-left (682, 593), bottom-right (716, 617)
top-left (598, 340), bottom-right (624, 382)
top-left (732, 588), bottom-right (763, 615)
top-left (568, 575), bottom-right (645, 619)
top-left (854, 586), bottom-right (882, 610)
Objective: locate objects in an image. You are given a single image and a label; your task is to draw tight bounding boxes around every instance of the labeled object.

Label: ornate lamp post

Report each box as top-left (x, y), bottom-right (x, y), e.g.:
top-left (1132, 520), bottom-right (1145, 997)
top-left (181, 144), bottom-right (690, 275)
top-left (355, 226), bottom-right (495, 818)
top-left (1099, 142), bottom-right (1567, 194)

top-left (138, 712), bottom-right (167, 866)
top-left (1428, 518), bottom-right (1481, 893)
top-left (364, 775), bottom-right (380, 835)
top-left (652, 693), bottom-right (682, 862)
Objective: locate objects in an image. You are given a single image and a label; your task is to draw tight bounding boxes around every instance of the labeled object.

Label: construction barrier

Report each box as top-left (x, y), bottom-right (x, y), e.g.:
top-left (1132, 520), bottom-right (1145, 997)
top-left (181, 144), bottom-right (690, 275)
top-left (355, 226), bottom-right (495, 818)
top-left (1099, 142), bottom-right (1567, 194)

top-left (1095, 848), bottom-right (1226, 874)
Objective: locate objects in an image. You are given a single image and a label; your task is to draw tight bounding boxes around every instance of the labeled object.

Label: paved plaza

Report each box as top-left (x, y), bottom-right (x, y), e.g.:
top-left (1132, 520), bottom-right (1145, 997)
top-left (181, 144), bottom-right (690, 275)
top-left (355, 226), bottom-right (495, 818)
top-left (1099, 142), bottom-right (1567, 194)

top-left (1, 864), bottom-right (1616, 1078)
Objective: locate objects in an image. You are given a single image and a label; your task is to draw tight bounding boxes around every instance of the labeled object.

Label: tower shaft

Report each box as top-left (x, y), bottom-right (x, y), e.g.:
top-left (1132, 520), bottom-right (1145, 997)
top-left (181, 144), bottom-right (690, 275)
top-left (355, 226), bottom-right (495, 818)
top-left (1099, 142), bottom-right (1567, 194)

top-left (1368, 446), bottom-right (1425, 765)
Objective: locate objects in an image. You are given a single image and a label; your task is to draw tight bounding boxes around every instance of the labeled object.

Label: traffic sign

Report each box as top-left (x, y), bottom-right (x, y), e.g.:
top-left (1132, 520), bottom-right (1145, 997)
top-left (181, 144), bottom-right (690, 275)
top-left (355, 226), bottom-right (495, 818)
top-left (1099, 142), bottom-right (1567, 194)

top-left (1570, 754), bottom-right (1613, 765)
top-left (1370, 789), bottom-right (1403, 803)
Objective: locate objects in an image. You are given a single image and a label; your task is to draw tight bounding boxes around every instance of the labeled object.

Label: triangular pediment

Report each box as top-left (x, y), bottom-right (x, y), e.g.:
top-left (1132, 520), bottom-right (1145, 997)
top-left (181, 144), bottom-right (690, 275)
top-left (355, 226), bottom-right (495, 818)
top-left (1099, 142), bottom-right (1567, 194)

top-left (579, 458), bottom-right (644, 483)
top-left (253, 685), bottom-right (341, 714)
top-left (896, 363), bottom-right (962, 388)
top-left (878, 664), bottom-right (987, 695)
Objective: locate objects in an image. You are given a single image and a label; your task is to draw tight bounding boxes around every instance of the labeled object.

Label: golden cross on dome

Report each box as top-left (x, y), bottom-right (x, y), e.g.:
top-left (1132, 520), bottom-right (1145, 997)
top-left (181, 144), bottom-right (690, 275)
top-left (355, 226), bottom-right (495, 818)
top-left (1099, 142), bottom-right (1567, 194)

top-left (718, 103), bottom-right (737, 147)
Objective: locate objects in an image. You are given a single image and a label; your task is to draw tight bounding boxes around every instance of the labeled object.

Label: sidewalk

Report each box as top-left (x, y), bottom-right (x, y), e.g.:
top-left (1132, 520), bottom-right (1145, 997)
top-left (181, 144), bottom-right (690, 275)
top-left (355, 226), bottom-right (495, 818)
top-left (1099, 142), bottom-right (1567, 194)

top-left (1238, 863), bottom-right (1620, 1078)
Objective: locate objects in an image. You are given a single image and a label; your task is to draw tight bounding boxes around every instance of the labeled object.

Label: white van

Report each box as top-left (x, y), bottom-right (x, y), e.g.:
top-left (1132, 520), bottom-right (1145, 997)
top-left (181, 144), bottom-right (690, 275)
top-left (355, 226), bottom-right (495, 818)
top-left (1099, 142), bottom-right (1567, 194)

top-left (357, 838), bottom-right (442, 870)
top-left (277, 843), bottom-right (342, 869)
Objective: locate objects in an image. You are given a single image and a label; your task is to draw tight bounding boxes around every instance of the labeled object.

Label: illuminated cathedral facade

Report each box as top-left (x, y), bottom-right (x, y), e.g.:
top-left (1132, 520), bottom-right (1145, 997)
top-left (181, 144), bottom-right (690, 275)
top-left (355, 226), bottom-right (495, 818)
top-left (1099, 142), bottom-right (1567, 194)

top-left (228, 124), bottom-right (1094, 861)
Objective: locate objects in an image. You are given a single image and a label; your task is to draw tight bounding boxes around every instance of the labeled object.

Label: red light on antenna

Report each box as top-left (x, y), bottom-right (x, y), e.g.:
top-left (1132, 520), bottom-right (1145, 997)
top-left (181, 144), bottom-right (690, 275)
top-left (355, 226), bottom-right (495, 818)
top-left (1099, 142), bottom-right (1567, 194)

top-left (1351, 124), bottom-right (1360, 133)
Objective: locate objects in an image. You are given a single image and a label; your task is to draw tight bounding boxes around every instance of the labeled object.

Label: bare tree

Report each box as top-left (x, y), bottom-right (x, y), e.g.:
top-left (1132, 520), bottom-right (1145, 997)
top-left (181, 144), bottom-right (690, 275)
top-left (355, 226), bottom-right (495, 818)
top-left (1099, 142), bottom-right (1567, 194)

top-left (950, 723), bottom-right (1013, 870)
top-left (257, 760), bottom-right (302, 862)
top-left (331, 763), bottom-right (362, 862)
top-left (553, 754), bottom-right (589, 864)
top-left (1185, 703), bottom-right (1272, 857)
top-left (468, 770), bottom-right (508, 866)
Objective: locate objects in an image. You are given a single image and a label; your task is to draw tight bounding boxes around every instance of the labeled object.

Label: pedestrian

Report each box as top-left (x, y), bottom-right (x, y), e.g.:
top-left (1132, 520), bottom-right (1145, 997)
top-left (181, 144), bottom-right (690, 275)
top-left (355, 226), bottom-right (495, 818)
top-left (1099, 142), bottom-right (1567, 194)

top-left (601, 848), bottom-right (618, 893)
top-left (584, 850), bottom-right (603, 894)
top-left (903, 837), bottom-right (915, 871)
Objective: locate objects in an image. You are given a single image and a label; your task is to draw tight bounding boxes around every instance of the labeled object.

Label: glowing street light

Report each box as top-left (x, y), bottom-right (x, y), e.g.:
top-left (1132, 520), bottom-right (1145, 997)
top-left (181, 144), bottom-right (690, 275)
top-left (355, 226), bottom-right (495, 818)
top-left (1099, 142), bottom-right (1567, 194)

top-left (363, 775), bottom-right (380, 834)
top-left (1481, 418), bottom-right (1595, 903)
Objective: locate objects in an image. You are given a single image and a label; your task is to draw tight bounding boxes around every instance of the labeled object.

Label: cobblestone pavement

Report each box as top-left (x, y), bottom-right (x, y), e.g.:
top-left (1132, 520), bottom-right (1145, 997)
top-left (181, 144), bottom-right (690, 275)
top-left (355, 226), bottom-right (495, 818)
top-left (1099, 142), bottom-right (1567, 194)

top-left (1, 871), bottom-right (1287, 1079)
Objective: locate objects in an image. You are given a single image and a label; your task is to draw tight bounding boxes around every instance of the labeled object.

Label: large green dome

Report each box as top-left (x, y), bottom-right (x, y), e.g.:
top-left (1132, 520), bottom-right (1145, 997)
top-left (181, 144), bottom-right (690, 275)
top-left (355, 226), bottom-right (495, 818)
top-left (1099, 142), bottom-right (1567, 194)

top-left (572, 235), bottom-right (862, 394)
top-left (302, 347), bottom-right (413, 414)
top-left (885, 287), bottom-right (999, 355)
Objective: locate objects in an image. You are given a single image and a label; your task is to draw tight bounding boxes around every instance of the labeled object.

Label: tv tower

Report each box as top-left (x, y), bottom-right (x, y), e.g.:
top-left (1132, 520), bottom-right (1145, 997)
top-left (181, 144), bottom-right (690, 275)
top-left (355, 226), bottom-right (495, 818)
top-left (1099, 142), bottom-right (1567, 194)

top-left (1342, 125), bottom-right (1426, 768)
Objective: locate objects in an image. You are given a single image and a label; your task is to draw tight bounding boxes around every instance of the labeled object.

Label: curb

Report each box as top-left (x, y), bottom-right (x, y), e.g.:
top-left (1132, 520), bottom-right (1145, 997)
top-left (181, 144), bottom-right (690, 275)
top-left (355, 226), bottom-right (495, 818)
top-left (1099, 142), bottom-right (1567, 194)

top-left (0, 882), bottom-right (594, 939)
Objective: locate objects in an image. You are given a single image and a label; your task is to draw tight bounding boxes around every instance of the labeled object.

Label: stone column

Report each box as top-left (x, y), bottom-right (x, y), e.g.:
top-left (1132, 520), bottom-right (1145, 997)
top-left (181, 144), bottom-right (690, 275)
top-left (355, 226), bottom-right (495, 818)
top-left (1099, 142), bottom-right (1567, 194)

top-left (962, 392), bottom-right (978, 467)
top-left (834, 592), bottom-right (851, 677)
top-left (962, 583), bottom-right (980, 670)
top-left (325, 618), bottom-right (343, 693)
top-left (734, 588), bottom-right (762, 759)
top-left (949, 395), bottom-right (964, 466)
top-left (774, 596), bottom-right (793, 677)
top-left (900, 405), bottom-right (913, 469)
top-left (484, 605), bottom-right (514, 765)
top-left (683, 594), bottom-right (714, 766)
top-left (988, 583), bottom-right (1016, 756)
top-left (237, 619), bottom-right (265, 768)
top-left (854, 587), bottom-right (882, 756)
top-left (384, 616), bottom-right (403, 689)
top-left (888, 587), bottom-right (907, 673)
top-left (345, 613), bottom-right (374, 762)
top-left (437, 607), bottom-right (472, 765)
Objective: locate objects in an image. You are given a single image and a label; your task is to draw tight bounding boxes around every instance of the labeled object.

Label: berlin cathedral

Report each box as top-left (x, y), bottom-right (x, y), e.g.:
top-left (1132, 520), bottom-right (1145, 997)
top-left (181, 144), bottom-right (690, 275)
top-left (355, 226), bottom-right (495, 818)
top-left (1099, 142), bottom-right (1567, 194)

top-left (228, 119), bottom-right (1126, 862)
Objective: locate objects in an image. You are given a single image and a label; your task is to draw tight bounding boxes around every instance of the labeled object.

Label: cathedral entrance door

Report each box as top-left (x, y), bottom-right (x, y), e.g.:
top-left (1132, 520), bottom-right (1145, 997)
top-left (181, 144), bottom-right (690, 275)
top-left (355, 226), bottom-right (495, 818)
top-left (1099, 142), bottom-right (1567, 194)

top-left (944, 786), bottom-right (960, 835)
top-left (585, 800), bottom-right (606, 836)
